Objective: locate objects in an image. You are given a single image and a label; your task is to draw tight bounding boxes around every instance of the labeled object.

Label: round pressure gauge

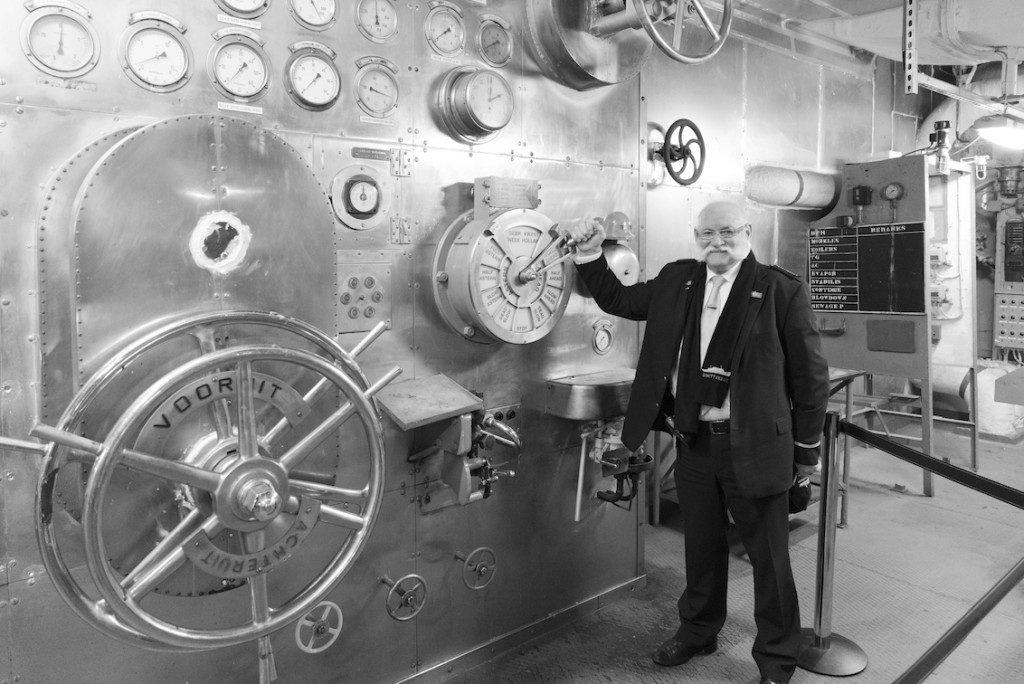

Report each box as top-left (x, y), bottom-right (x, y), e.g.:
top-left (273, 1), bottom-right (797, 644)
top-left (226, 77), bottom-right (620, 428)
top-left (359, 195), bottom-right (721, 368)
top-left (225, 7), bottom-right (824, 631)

top-left (120, 21), bottom-right (192, 92)
top-left (214, 0), bottom-right (271, 19)
top-left (437, 67), bottom-right (514, 143)
top-left (330, 164), bottom-right (392, 230)
top-left (478, 17), bottom-right (513, 68)
top-left (286, 48), bottom-right (341, 110)
top-left (425, 3), bottom-right (465, 58)
top-left (882, 182), bottom-right (905, 201)
top-left (21, 7), bottom-right (100, 78)
top-left (209, 37), bottom-right (271, 101)
top-left (356, 0), bottom-right (399, 43)
top-left (289, 0), bottom-right (337, 30)
top-left (353, 61), bottom-right (399, 118)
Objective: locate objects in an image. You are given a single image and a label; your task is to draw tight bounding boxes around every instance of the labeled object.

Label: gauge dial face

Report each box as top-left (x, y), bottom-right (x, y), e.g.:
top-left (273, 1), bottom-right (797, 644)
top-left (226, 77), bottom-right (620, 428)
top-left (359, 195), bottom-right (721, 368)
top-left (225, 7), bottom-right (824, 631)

top-left (212, 41), bottom-right (270, 99)
top-left (288, 52), bottom-right (340, 108)
top-left (347, 180), bottom-right (380, 215)
top-left (473, 224), bottom-right (567, 338)
top-left (425, 6), bottom-right (465, 57)
top-left (290, 0), bottom-right (337, 29)
top-left (216, 0), bottom-right (270, 16)
top-left (124, 27), bottom-right (190, 89)
top-left (356, 0), bottom-right (399, 43)
top-left (462, 70), bottom-right (514, 131)
top-left (883, 182), bottom-right (905, 201)
top-left (354, 65), bottom-right (398, 117)
top-left (478, 19), bottom-right (512, 67)
top-left (433, 210), bottom-right (574, 344)
top-left (23, 11), bottom-right (99, 77)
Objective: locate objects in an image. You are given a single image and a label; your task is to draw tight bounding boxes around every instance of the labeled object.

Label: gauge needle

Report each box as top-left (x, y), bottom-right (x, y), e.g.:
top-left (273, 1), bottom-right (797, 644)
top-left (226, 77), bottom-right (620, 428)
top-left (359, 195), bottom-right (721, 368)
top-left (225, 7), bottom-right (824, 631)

top-left (227, 60), bottom-right (250, 82)
top-left (57, 21), bottom-right (65, 56)
top-left (300, 72), bottom-right (322, 93)
top-left (139, 51), bottom-right (168, 65)
top-left (307, 0), bottom-right (323, 19)
top-left (375, 0), bottom-right (381, 26)
top-left (483, 40), bottom-right (501, 52)
top-left (368, 85), bottom-right (387, 96)
top-left (488, 92), bottom-right (503, 102)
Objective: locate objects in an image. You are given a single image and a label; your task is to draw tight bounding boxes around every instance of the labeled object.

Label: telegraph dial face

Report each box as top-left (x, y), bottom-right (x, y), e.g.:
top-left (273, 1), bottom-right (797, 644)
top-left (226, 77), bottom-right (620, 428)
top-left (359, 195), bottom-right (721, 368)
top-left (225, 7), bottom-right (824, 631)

top-left (432, 209), bottom-right (573, 344)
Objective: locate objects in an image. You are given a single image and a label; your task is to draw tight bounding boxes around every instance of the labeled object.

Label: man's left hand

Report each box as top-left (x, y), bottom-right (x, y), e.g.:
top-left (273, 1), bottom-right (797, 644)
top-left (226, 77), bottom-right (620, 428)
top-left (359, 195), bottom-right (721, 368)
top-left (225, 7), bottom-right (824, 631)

top-left (795, 462), bottom-right (818, 478)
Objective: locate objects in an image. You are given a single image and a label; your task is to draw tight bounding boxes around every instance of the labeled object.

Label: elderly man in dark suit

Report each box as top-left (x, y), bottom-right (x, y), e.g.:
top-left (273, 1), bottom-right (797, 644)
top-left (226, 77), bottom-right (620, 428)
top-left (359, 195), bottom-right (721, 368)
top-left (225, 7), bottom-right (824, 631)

top-left (563, 200), bottom-right (829, 684)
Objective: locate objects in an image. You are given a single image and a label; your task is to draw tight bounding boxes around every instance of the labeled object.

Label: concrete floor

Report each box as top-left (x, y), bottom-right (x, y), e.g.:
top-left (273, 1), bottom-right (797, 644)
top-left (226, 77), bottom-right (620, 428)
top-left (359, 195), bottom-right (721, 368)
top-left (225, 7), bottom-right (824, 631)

top-left (449, 437), bottom-right (1024, 683)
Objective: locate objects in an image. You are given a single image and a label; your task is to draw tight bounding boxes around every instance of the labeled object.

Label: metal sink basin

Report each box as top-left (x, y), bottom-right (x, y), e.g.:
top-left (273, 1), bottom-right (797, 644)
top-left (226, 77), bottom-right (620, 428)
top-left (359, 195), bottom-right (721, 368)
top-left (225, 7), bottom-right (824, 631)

top-left (538, 368), bottom-right (635, 421)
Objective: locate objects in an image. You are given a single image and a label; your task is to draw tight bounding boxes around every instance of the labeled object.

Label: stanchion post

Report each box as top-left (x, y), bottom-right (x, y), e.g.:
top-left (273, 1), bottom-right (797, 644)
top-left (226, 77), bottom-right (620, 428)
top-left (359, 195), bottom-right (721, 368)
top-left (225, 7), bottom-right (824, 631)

top-left (797, 411), bottom-right (868, 675)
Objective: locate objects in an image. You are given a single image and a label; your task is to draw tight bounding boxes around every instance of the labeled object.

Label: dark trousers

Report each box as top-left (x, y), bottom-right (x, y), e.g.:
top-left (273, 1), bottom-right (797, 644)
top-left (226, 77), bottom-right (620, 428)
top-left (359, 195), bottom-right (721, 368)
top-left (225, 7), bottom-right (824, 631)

top-left (673, 428), bottom-right (801, 682)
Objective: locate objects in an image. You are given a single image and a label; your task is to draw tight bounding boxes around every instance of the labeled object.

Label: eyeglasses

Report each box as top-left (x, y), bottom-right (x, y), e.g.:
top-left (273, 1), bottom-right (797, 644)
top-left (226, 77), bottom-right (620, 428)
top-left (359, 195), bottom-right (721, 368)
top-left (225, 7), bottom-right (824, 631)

top-left (696, 224), bottom-right (748, 242)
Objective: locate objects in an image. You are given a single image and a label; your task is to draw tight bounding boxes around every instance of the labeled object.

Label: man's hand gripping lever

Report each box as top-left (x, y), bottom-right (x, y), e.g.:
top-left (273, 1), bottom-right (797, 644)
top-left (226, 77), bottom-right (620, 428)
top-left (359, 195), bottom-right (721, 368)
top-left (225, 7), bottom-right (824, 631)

top-left (597, 446), bottom-right (655, 507)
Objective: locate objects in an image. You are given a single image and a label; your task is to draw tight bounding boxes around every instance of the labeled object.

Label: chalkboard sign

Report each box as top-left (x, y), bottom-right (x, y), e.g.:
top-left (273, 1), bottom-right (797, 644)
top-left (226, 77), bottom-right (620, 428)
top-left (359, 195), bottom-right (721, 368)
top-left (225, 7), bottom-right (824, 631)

top-left (809, 222), bottom-right (925, 313)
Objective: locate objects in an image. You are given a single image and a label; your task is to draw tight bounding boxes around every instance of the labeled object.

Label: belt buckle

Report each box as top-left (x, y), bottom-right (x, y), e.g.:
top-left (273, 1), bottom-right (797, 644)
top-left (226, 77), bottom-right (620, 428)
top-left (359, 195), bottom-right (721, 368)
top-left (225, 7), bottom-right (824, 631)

top-left (709, 420), bottom-right (729, 435)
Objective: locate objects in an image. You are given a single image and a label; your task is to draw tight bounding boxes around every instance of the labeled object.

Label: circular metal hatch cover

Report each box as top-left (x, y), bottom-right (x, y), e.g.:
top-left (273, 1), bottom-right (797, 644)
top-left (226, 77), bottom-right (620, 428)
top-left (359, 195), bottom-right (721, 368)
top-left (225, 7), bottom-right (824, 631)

top-left (71, 114), bottom-right (337, 379)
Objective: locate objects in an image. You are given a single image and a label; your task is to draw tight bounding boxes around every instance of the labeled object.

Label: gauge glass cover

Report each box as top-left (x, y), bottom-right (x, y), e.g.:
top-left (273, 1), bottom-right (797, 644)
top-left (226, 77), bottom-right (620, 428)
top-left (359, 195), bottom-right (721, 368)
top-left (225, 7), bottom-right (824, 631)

top-left (464, 70), bottom-right (513, 131)
top-left (355, 65), bottom-right (398, 117)
top-left (425, 7), bottom-right (465, 56)
top-left (290, 0), bottom-right (337, 29)
top-left (288, 52), bottom-right (340, 107)
top-left (25, 12), bottom-right (97, 75)
top-left (478, 19), bottom-right (512, 67)
top-left (125, 27), bottom-right (189, 88)
top-left (213, 42), bottom-right (269, 98)
top-left (219, 0), bottom-right (269, 14)
top-left (356, 0), bottom-right (399, 42)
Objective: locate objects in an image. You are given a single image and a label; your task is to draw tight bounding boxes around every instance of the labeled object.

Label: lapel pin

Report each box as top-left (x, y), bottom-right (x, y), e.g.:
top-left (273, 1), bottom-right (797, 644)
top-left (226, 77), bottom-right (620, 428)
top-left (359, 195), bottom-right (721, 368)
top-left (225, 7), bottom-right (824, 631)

top-left (751, 291), bottom-right (763, 299)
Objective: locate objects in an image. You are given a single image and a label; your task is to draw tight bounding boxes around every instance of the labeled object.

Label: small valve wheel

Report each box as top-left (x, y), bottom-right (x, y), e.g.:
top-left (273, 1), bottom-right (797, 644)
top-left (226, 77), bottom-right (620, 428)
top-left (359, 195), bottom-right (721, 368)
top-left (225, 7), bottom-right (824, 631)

top-left (662, 118), bottom-right (706, 186)
top-left (294, 601), bottom-right (343, 654)
top-left (455, 547), bottom-right (497, 590)
top-left (381, 573), bottom-right (427, 621)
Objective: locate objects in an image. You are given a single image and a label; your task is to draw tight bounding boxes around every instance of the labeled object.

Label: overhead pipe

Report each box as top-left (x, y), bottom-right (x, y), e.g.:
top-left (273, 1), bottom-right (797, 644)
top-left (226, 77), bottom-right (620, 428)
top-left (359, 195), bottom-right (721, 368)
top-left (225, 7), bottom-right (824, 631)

top-left (745, 165), bottom-right (839, 210)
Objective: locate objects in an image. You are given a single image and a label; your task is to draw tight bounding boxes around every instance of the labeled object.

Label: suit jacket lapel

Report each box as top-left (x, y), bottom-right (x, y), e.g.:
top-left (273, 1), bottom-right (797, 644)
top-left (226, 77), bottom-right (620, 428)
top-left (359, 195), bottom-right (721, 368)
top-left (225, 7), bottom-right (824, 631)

top-left (731, 265), bottom-right (769, 364)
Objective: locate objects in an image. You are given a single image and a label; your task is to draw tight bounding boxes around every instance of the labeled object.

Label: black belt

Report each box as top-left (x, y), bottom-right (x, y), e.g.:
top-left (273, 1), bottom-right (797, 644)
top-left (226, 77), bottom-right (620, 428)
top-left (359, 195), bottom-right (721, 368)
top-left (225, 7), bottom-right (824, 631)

top-left (697, 419), bottom-right (730, 435)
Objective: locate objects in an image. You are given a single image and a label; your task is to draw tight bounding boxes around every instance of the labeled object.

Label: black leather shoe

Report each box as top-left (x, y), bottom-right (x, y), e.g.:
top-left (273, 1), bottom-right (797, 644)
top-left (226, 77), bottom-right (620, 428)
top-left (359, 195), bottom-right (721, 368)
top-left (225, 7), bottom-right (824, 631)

top-left (651, 637), bottom-right (717, 666)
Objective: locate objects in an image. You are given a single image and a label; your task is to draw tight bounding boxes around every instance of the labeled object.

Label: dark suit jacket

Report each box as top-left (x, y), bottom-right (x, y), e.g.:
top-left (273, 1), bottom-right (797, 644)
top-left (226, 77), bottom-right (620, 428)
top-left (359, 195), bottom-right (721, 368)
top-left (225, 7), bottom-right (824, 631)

top-left (577, 253), bottom-right (829, 498)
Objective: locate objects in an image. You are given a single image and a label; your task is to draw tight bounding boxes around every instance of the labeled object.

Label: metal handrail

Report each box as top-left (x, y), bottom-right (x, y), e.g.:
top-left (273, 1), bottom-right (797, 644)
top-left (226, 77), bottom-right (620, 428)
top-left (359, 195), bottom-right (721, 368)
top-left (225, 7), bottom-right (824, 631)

top-left (841, 418), bottom-right (1024, 682)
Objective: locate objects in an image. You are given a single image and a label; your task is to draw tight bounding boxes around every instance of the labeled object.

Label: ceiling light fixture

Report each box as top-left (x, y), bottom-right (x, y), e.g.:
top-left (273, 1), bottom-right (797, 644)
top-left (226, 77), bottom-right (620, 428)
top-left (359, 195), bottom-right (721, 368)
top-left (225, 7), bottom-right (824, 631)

top-left (975, 114), bottom-right (1024, 150)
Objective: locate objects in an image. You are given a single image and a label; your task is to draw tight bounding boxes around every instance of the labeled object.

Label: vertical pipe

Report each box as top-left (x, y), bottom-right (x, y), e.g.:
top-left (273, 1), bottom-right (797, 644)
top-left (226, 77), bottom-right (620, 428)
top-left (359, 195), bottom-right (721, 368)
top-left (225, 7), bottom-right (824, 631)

top-left (798, 411), bottom-right (868, 675)
top-left (812, 411), bottom-right (840, 644)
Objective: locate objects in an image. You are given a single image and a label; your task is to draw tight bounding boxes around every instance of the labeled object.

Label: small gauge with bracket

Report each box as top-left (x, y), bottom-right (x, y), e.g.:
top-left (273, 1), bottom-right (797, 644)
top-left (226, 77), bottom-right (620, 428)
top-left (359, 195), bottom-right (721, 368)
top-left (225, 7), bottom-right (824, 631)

top-left (355, 0), bottom-right (399, 43)
top-left (289, 0), bottom-right (337, 31)
top-left (20, 2), bottom-right (101, 79)
top-left (330, 164), bottom-right (392, 230)
top-left (478, 14), bottom-right (513, 68)
top-left (424, 1), bottom-right (465, 58)
top-left (882, 182), bottom-right (905, 202)
top-left (285, 42), bottom-right (341, 110)
top-left (353, 56), bottom-right (399, 119)
top-left (208, 28), bottom-right (271, 102)
top-left (436, 66), bottom-right (515, 143)
top-left (214, 0), bottom-right (271, 20)
top-left (119, 12), bottom-right (193, 93)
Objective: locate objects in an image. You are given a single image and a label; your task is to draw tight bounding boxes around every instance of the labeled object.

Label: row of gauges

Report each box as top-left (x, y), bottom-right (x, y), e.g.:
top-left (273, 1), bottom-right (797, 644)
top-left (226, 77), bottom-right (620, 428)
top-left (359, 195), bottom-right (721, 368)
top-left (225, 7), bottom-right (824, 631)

top-left (19, 1), bottom-right (514, 83)
top-left (19, 2), bottom-right (515, 137)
